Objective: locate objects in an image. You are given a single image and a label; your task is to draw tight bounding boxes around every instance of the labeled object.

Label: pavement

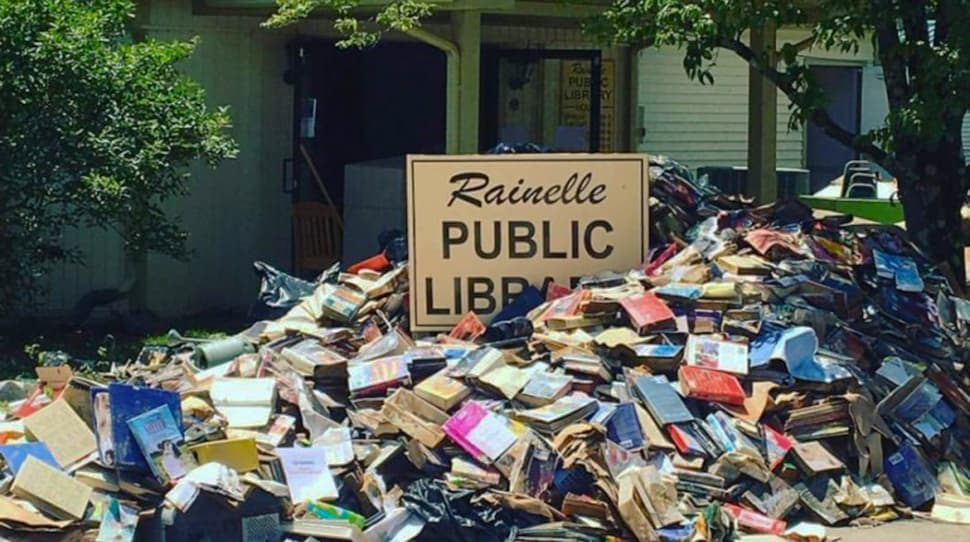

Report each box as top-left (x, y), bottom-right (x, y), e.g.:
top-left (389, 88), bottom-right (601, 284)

top-left (828, 518), bottom-right (969, 541)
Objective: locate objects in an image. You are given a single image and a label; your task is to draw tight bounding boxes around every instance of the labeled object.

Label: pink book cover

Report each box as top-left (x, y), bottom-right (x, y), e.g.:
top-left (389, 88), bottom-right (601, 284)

top-left (442, 402), bottom-right (516, 463)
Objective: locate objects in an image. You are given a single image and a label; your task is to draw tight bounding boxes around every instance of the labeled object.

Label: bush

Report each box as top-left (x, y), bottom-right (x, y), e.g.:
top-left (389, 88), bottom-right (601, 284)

top-left (0, 0), bottom-right (237, 313)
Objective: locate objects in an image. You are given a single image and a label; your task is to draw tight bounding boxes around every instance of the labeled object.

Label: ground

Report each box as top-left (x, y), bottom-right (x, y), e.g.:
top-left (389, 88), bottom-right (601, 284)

top-left (829, 518), bottom-right (969, 541)
top-left (0, 310), bottom-right (247, 378)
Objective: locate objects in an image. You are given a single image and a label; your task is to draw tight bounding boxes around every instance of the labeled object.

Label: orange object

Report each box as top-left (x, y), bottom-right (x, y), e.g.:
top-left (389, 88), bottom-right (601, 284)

top-left (448, 311), bottom-right (486, 341)
top-left (347, 252), bottom-right (390, 274)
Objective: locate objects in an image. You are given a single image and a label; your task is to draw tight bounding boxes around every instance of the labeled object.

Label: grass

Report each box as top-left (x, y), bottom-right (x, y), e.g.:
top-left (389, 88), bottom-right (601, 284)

top-left (0, 312), bottom-right (248, 379)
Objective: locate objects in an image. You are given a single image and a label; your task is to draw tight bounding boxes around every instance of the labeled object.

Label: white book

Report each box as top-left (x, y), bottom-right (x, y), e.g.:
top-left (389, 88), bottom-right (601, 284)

top-left (210, 378), bottom-right (277, 428)
top-left (277, 447), bottom-right (339, 503)
top-left (684, 335), bottom-right (749, 375)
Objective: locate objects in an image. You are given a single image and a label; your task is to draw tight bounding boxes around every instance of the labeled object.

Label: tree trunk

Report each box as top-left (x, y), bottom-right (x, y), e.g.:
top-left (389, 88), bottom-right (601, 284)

top-left (895, 142), bottom-right (967, 287)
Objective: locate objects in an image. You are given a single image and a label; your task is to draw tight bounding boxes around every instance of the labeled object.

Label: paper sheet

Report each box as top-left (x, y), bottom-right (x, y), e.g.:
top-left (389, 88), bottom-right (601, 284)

top-left (277, 447), bottom-right (339, 502)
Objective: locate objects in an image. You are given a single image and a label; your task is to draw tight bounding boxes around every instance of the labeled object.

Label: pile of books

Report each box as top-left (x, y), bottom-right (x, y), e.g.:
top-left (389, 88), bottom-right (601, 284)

top-left (3, 156), bottom-right (969, 542)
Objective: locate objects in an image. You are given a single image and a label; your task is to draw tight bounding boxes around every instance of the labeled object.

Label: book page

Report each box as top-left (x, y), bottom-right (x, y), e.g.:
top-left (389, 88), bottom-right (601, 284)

top-left (277, 447), bottom-right (338, 502)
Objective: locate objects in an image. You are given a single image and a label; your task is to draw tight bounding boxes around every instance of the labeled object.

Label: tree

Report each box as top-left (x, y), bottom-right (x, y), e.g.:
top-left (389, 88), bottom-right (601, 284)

top-left (588, 0), bottom-right (970, 280)
top-left (264, 0), bottom-right (432, 46)
top-left (0, 0), bottom-right (237, 313)
top-left (267, 0), bottom-right (970, 279)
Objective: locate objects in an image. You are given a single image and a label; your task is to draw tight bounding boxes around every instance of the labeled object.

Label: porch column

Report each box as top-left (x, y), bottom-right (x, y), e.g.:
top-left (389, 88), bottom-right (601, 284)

top-left (747, 19), bottom-right (778, 203)
top-left (453, 10), bottom-right (481, 153)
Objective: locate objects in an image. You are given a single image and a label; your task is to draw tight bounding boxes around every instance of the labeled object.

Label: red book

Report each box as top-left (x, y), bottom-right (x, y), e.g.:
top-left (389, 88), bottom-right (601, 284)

top-left (722, 503), bottom-right (786, 534)
top-left (539, 290), bottom-right (590, 321)
top-left (545, 282), bottom-right (573, 302)
top-left (763, 424), bottom-right (793, 471)
top-left (449, 311), bottom-right (486, 341)
top-left (619, 291), bottom-right (674, 332)
top-left (677, 366), bottom-right (746, 406)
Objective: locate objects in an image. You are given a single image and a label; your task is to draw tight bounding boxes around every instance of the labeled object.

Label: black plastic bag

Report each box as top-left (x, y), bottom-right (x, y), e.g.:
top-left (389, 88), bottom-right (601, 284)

top-left (402, 479), bottom-right (543, 542)
top-left (252, 261), bottom-right (315, 312)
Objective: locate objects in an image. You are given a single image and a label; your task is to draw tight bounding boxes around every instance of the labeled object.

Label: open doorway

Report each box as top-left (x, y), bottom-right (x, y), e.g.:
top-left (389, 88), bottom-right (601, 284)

top-left (284, 39), bottom-right (446, 273)
top-left (805, 65), bottom-right (862, 191)
top-left (480, 49), bottom-right (607, 152)
top-left (288, 39), bottom-right (447, 209)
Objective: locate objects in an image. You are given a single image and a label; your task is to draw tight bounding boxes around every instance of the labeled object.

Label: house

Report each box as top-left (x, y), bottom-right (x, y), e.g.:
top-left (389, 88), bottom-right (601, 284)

top-left (38, 0), bottom-right (968, 318)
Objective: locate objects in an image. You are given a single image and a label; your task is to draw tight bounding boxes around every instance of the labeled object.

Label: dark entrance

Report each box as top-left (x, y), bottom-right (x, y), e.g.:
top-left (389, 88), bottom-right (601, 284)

top-left (805, 65), bottom-right (862, 191)
top-left (283, 40), bottom-right (446, 271)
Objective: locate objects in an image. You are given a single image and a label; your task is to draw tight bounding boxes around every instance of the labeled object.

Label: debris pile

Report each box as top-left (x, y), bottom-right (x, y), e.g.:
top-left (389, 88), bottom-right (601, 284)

top-left (1, 158), bottom-right (969, 541)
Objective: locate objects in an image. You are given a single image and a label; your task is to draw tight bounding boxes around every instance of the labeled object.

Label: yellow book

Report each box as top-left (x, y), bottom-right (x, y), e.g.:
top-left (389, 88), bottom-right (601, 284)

top-left (700, 282), bottom-right (738, 299)
top-left (189, 437), bottom-right (259, 473)
top-left (414, 369), bottom-right (470, 411)
top-left (477, 363), bottom-right (531, 400)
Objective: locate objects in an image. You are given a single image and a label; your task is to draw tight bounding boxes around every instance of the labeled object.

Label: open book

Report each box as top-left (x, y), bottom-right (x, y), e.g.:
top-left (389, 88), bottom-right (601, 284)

top-left (210, 378), bottom-right (277, 428)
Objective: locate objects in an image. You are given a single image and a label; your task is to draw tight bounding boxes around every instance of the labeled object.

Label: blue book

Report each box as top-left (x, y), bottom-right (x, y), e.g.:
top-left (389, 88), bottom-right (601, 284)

top-left (0, 442), bottom-right (59, 475)
top-left (605, 403), bottom-right (644, 451)
top-left (633, 375), bottom-right (694, 426)
top-left (490, 285), bottom-right (543, 324)
top-left (749, 320), bottom-right (786, 368)
top-left (884, 441), bottom-right (938, 508)
top-left (653, 283), bottom-right (702, 301)
top-left (127, 405), bottom-right (196, 484)
top-left (108, 383), bottom-right (182, 471)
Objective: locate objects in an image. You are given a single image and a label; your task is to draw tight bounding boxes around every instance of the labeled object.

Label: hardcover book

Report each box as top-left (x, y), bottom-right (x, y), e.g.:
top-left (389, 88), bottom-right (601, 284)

top-left (619, 291), bottom-right (675, 333)
top-left (678, 365), bottom-right (746, 406)
top-left (108, 383), bottom-right (183, 471)
top-left (442, 401), bottom-right (518, 463)
top-left (633, 375), bottom-right (694, 426)
top-left (127, 405), bottom-right (197, 485)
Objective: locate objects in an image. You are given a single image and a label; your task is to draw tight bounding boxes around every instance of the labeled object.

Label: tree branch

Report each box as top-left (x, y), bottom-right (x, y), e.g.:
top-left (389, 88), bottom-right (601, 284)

top-left (781, 33), bottom-right (816, 55)
top-left (717, 37), bottom-right (901, 176)
top-left (899, 0), bottom-right (928, 76)
top-left (873, 1), bottom-right (910, 111)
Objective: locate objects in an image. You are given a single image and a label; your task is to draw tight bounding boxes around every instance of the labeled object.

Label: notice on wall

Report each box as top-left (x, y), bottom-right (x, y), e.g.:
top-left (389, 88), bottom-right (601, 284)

top-left (407, 154), bottom-right (650, 331)
top-left (561, 59), bottom-right (616, 151)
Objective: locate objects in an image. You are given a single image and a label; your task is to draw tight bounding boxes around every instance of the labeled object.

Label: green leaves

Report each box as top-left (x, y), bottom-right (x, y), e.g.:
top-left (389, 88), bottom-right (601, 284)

top-left (0, 0), bottom-right (236, 313)
top-left (263, 0), bottom-right (432, 49)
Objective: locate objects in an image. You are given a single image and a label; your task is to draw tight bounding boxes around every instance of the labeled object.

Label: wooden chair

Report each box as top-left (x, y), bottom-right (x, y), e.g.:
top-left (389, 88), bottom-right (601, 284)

top-left (292, 202), bottom-right (342, 275)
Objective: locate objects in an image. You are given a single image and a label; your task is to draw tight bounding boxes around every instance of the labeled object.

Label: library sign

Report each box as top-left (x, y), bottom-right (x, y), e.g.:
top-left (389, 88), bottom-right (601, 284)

top-left (407, 154), bottom-right (650, 331)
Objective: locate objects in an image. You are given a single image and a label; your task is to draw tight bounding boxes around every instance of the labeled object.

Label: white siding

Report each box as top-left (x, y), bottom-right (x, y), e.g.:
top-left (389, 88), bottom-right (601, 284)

top-left (635, 47), bottom-right (801, 169)
top-left (39, 0), bottom-right (295, 317)
top-left (634, 29), bottom-right (882, 171)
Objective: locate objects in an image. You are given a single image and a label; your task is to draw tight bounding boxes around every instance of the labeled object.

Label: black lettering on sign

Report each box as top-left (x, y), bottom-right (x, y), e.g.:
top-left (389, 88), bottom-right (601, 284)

top-left (509, 221), bottom-right (537, 258)
top-left (425, 278), bottom-right (448, 315)
top-left (442, 222), bottom-right (467, 259)
top-left (468, 277), bottom-right (496, 314)
top-left (474, 221), bottom-right (501, 259)
top-left (585, 219), bottom-right (614, 258)
top-left (448, 173), bottom-right (488, 207)
top-left (446, 172), bottom-right (607, 207)
top-left (453, 277), bottom-right (462, 314)
top-left (542, 221), bottom-right (567, 258)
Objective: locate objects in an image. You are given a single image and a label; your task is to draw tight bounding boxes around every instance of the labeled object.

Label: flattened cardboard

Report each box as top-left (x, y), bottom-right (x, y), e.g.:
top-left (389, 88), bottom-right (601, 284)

top-left (22, 399), bottom-right (96, 469)
top-left (381, 389), bottom-right (449, 448)
top-left (12, 456), bottom-right (92, 520)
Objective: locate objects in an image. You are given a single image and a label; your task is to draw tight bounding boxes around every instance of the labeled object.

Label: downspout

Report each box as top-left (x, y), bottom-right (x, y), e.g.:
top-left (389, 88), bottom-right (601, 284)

top-left (405, 28), bottom-right (460, 154)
